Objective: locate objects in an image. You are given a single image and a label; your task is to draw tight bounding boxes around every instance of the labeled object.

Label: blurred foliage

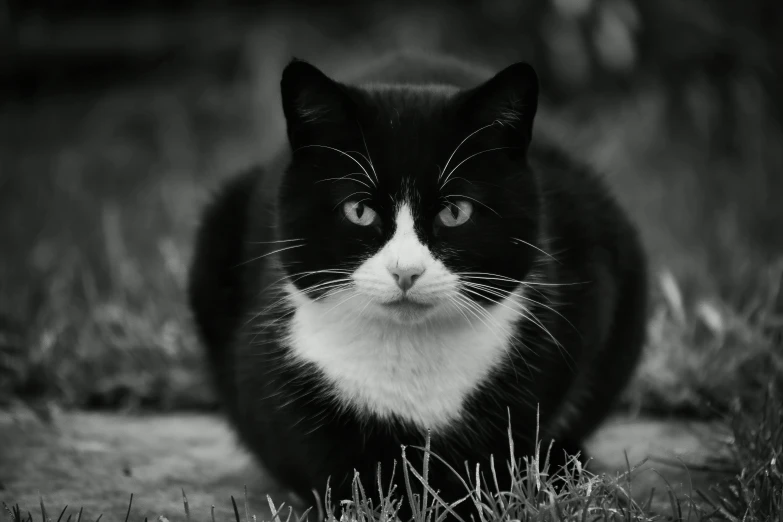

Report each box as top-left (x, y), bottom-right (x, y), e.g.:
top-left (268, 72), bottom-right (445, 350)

top-left (6, 0), bottom-right (782, 111)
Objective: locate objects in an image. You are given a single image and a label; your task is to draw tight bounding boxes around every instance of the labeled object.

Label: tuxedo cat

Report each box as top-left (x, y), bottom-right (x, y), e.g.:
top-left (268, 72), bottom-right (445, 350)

top-left (188, 52), bottom-right (648, 520)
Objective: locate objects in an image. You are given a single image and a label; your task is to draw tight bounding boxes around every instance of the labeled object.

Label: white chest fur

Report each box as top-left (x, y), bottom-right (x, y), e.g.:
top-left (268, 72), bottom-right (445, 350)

top-left (282, 290), bottom-right (523, 430)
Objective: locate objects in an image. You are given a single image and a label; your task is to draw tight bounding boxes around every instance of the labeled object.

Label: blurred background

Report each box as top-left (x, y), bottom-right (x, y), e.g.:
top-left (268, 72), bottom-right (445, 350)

top-left (1, 0), bottom-right (781, 418)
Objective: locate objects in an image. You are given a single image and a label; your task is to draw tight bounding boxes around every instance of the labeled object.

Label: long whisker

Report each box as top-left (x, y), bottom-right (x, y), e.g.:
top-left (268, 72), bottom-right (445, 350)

top-left (460, 283), bottom-right (576, 370)
top-left (249, 284), bottom-right (355, 340)
top-left (452, 291), bottom-right (526, 349)
top-left (452, 292), bottom-right (528, 379)
top-left (245, 238), bottom-right (305, 245)
top-left (257, 269), bottom-right (353, 301)
top-left (460, 284), bottom-right (563, 353)
top-left (270, 276), bottom-right (353, 304)
top-left (462, 281), bottom-right (572, 337)
top-left (511, 237), bottom-right (561, 264)
top-left (355, 295), bottom-right (375, 321)
top-left (315, 284), bottom-right (354, 302)
top-left (439, 175), bottom-right (475, 191)
top-left (246, 278), bottom-right (354, 328)
top-left (250, 282), bottom-right (354, 332)
top-left (451, 292), bottom-right (505, 342)
top-left (333, 191), bottom-right (372, 210)
top-left (451, 292), bottom-right (537, 377)
top-left (295, 144), bottom-right (375, 188)
top-left (356, 125), bottom-right (380, 186)
top-left (458, 273), bottom-right (550, 300)
top-left (256, 268), bottom-right (354, 298)
top-left (446, 194), bottom-right (501, 218)
top-left (322, 289), bottom-right (362, 316)
top-left (233, 244), bottom-right (305, 268)
top-left (315, 173), bottom-right (372, 190)
top-left (445, 293), bottom-right (476, 329)
top-left (441, 146), bottom-right (515, 187)
top-left (458, 294), bottom-right (558, 375)
top-left (461, 282), bottom-right (552, 332)
top-left (438, 121), bottom-right (501, 183)
top-left (459, 272), bottom-right (588, 287)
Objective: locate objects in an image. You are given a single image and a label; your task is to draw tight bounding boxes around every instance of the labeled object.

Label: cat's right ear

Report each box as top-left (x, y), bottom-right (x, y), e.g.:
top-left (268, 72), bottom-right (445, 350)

top-left (458, 62), bottom-right (539, 154)
top-left (281, 59), bottom-right (353, 148)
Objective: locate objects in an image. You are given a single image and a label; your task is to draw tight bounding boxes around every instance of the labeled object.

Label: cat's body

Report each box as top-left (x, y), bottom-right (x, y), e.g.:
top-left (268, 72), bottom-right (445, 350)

top-left (188, 52), bottom-right (648, 519)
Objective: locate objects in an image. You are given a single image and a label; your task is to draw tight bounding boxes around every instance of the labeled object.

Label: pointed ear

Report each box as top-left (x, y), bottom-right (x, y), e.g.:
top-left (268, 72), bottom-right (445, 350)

top-left (280, 58), bottom-right (354, 147)
top-left (459, 62), bottom-right (539, 153)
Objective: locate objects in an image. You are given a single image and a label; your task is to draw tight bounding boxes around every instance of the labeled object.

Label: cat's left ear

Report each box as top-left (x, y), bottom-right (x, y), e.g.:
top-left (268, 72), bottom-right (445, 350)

top-left (280, 58), bottom-right (354, 148)
top-left (459, 62), bottom-right (539, 153)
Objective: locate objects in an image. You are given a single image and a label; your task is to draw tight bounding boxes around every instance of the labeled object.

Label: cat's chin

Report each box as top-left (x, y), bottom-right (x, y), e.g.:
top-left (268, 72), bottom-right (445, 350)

top-left (378, 297), bottom-right (438, 324)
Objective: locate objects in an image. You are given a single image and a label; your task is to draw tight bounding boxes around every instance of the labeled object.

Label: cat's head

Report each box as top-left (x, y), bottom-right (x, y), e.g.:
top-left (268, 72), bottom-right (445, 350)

top-left (276, 58), bottom-right (542, 325)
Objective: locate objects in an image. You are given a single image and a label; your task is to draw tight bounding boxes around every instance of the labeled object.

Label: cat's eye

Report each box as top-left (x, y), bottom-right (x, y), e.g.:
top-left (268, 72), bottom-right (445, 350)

top-left (438, 201), bottom-right (473, 227)
top-left (343, 201), bottom-right (378, 226)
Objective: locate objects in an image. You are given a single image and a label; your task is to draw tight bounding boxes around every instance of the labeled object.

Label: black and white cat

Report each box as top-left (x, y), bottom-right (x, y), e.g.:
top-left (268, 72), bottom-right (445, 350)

top-left (188, 52), bottom-right (648, 520)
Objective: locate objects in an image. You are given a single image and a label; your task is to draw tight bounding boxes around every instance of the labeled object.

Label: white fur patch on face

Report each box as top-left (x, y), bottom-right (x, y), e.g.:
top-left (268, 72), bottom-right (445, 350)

top-left (279, 201), bottom-right (528, 430)
top-left (350, 203), bottom-right (458, 322)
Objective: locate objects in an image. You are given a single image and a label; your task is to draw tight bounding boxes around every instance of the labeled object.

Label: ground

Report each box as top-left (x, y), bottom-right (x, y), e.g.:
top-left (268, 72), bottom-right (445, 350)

top-left (1, 408), bottom-right (732, 521)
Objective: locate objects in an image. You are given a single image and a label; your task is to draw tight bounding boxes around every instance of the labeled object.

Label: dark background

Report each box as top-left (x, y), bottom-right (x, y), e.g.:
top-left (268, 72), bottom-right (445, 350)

top-left (1, 0), bottom-right (781, 415)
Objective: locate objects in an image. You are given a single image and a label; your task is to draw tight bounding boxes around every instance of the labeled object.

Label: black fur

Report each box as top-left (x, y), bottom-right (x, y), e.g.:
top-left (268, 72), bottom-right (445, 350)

top-left (188, 52), bottom-right (648, 521)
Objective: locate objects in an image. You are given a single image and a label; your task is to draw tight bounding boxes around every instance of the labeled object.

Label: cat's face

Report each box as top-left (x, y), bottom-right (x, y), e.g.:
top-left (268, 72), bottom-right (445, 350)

top-left (276, 60), bottom-right (542, 325)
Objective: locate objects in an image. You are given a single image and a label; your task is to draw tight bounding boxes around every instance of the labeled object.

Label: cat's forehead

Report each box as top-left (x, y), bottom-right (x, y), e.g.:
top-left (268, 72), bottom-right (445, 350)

top-left (354, 85), bottom-right (460, 181)
top-left (360, 84), bottom-right (457, 123)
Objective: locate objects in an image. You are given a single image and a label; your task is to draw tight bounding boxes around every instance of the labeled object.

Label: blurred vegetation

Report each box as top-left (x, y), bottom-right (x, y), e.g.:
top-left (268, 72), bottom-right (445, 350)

top-left (0, 0), bottom-right (781, 414)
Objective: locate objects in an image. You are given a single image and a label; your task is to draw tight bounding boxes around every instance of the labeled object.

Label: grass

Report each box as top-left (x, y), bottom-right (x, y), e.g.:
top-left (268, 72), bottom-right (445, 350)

top-left (621, 264), bottom-right (783, 418)
top-left (0, 73), bottom-right (259, 412)
top-left (3, 388), bottom-right (781, 521)
top-left (705, 386), bottom-right (783, 521)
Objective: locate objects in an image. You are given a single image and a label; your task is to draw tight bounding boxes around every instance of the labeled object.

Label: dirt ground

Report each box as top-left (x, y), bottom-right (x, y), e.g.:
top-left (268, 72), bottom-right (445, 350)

top-left (0, 408), bottom-right (733, 521)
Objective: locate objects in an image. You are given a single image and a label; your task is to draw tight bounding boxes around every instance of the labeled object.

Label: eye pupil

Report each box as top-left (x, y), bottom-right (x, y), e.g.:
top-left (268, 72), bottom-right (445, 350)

top-left (355, 203), bottom-right (364, 219)
top-left (437, 200), bottom-right (472, 228)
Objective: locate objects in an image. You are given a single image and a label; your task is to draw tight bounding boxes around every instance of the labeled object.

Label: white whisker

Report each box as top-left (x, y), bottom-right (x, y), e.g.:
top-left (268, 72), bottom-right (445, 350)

top-left (315, 173), bottom-right (372, 190)
top-left (511, 237), bottom-right (561, 264)
top-left (439, 175), bottom-right (474, 191)
top-left (247, 278), bottom-right (354, 329)
top-left (459, 272), bottom-right (587, 287)
top-left (452, 291), bottom-right (536, 378)
top-left (321, 289), bottom-right (362, 316)
top-left (295, 144), bottom-right (375, 188)
top-left (233, 244), bottom-right (305, 268)
top-left (447, 194), bottom-right (501, 218)
top-left (438, 121), bottom-right (500, 183)
top-left (460, 274), bottom-right (578, 332)
top-left (356, 125), bottom-right (380, 186)
top-left (245, 238), bottom-right (305, 245)
top-left (333, 191), bottom-right (372, 210)
top-left (460, 284), bottom-right (563, 352)
top-left (460, 282), bottom-right (576, 369)
top-left (441, 146), bottom-right (515, 187)
top-left (445, 294), bottom-right (476, 329)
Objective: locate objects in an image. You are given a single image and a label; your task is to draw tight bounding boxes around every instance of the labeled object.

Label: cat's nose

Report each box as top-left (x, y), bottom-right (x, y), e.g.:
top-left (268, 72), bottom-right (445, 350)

top-left (390, 266), bottom-right (424, 292)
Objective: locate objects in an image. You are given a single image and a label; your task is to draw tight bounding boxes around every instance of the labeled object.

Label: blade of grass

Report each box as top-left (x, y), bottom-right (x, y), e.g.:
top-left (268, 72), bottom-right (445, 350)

top-left (181, 490), bottom-right (190, 522)
top-left (231, 496), bottom-right (241, 522)
top-left (54, 506), bottom-right (67, 522)
top-left (244, 486), bottom-right (251, 522)
top-left (123, 494), bottom-right (133, 522)
top-left (39, 496), bottom-right (47, 522)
